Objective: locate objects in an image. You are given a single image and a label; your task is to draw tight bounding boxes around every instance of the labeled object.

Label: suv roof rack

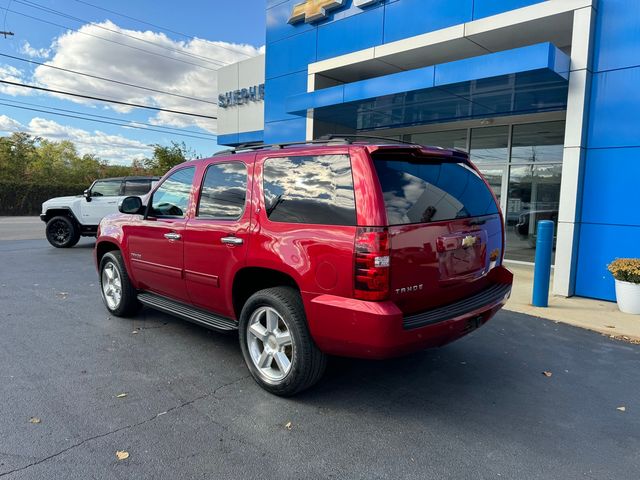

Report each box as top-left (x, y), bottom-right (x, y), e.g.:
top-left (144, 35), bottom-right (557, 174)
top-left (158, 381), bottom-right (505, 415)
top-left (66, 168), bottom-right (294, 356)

top-left (212, 134), bottom-right (420, 156)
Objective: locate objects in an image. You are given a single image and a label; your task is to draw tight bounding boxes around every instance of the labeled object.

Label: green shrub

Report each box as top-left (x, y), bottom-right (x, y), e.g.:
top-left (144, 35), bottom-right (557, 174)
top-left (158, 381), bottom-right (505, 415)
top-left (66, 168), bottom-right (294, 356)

top-left (0, 181), bottom-right (87, 216)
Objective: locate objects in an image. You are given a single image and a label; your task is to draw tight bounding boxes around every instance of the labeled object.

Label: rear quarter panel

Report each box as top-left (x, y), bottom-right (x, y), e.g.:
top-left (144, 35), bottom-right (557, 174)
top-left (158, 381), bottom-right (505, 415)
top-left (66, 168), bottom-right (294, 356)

top-left (248, 147), bottom-right (359, 335)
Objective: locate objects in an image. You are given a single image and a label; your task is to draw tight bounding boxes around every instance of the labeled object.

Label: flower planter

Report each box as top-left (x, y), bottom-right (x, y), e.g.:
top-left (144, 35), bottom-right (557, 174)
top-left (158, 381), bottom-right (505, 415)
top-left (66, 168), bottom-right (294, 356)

top-left (614, 279), bottom-right (640, 315)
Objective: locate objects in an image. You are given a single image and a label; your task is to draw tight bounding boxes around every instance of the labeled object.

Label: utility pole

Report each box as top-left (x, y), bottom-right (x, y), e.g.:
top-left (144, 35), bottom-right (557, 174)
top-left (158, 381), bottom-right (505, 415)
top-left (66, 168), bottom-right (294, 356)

top-left (0, 31), bottom-right (14, 38)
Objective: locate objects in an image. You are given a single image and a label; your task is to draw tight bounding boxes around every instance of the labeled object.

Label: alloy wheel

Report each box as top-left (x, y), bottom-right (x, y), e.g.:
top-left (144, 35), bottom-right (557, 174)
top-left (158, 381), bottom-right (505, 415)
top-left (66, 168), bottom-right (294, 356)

top-left (101, 262), bottom-right (122, 310)
top-left (50, 219), bottom-right (70, 245)
top-left (246, 306), bottom-right (294, 382)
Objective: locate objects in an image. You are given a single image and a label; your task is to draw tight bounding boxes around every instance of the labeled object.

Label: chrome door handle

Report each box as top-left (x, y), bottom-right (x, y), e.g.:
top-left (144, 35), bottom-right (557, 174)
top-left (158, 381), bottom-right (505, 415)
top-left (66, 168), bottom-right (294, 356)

top-left (164, 232), bottom-right (181, 240)
top-left (221, 236), bottom-right (243, 245)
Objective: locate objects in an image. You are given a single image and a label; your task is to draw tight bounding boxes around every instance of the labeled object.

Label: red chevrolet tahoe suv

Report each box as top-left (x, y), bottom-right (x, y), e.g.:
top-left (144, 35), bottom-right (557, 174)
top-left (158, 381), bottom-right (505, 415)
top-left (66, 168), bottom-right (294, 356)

top-left (95, 138), bottom-right (512, 396)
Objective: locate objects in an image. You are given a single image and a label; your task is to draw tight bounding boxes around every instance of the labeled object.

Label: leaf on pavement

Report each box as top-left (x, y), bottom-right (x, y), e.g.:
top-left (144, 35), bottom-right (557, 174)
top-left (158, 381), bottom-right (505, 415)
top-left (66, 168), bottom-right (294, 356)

top-left (29, 417), bottom-right (41, 424)
top-left (284, 421), bottom-right (292, 430)
top-left (617, 406), bottom-right (626, 412)
top-left (116, 450), bottom-right (129, 461)
top-left (116, 393), bottom-right (127, 398)
top-left (542, 371), bottom-right (553, 377)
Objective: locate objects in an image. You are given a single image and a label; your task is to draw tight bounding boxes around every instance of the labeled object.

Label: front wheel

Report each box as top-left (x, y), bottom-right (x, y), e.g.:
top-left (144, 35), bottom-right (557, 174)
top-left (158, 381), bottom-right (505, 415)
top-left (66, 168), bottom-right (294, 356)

top-left (99, 251), bottom-right (140, 317)
top-left (239, 287), bottom-right (327, 396)
top-left (45, 216), bottom-right (80, 248)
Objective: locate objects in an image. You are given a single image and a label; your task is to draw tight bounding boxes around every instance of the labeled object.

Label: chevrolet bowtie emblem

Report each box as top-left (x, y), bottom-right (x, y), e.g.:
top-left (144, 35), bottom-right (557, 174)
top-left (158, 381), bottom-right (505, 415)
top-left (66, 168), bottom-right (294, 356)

top-left (288, 0), bottom-right (346, 24)
top-left (462, 235), bottom-right (477, 248)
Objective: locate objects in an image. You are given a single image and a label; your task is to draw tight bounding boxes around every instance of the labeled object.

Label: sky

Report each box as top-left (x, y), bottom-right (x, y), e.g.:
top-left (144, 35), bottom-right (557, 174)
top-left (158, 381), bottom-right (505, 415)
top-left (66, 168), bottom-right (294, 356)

top-left (0, 0), bottom-right (266, 164)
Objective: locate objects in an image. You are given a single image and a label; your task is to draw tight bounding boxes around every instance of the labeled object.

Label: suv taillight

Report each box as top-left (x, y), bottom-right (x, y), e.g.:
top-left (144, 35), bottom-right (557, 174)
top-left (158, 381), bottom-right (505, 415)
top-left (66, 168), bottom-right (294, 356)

top-left (354, 227), bottom-right (390, 301)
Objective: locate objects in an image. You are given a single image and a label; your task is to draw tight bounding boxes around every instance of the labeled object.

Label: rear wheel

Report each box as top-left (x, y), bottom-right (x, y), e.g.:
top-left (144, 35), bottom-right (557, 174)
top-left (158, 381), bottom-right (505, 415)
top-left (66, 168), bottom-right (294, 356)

top-left (239, 287), bottom-right (327, 396)
top-left (99, 251), bottom-right (140, 317)
top-left (45, 216), bottom-right (80, 248)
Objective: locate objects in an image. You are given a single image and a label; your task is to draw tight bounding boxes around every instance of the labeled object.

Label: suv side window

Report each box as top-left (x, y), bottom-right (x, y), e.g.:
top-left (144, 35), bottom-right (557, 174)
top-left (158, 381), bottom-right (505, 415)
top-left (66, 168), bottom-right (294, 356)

top-left (197, 162), bottom-right (247, 220)
top-left (91, 180), bottom-right (122, 197)
top-left (123, 179), bottom-right (152, 196)
top-left (263, 154), bottom-right (356, 226)
top-left (149, 167), bottom-right (195, 218)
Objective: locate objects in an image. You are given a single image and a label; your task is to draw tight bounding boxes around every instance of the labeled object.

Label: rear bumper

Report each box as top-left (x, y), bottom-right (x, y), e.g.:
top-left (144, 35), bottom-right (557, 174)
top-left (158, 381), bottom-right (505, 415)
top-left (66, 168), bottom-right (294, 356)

top-left (305, 267), bottom-right (513, 359)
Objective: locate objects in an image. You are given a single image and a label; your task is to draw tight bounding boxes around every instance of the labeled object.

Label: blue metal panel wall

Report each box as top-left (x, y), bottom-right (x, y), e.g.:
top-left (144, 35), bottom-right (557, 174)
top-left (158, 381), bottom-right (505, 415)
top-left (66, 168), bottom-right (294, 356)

top-left (383, 0), bottom-right (473, 43)
top-left (472, 0), bottom-right (545, 19)
top-left (575, 0), bottom-right (640, 301)
top-left (264, 0), bottom-right (559, 145)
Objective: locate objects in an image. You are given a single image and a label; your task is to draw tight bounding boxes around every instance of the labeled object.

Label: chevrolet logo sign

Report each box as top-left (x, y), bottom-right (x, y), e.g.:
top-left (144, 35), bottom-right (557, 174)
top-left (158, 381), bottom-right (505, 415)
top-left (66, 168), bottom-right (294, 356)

top-left (288, 0), bottom-right (346, 24)
top-left (462, 235), bottom-right (477, 249)
top-left (288, 0), bottom-right (382, 24)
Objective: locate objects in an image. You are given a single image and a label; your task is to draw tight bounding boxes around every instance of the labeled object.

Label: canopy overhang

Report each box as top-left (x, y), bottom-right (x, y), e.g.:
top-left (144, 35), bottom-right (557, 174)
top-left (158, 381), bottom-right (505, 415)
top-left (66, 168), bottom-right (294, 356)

top-left (286, 43), bottom-right (570, 131)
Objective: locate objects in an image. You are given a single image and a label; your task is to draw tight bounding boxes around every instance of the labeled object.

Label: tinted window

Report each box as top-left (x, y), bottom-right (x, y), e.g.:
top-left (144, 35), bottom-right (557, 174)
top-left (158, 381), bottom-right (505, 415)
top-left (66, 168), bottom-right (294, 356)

top-left (91, 180), bottom-right (122, 197)
top-left (263, 155), bottom-right (356, 226)
top-left (373, 156), bottom-right (499, 225)
top-left (197, 162), bottom-right (247, 220)
top-left (123, 179), bottom-right (151, 196)
top-left (150, 168), bottom-right (195, 218)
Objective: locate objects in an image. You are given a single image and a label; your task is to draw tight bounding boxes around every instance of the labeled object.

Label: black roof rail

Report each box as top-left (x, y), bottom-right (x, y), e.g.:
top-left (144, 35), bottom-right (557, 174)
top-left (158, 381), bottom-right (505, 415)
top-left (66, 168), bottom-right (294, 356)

top-left (318, 134), bottom-right (418, 146)
top-left (211, 134), bottom-right (421, 157)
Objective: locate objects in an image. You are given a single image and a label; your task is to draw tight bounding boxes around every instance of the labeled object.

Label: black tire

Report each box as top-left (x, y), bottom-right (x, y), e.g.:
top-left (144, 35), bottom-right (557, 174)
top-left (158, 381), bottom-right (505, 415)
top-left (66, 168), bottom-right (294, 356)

top-left (99, 251), bottom-right (140, 317)
top-left (45, 215), bottom-right (80, 248)
top-left (239, 287), bottom-right (327, 396)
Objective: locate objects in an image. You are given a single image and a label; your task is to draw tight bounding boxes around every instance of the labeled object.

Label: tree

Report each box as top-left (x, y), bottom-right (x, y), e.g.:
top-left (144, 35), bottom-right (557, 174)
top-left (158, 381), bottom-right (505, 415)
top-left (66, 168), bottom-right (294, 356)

top-left (143, 141), bottom-right (195, 175)
top-left (0, 133), bottom-right (38, 182)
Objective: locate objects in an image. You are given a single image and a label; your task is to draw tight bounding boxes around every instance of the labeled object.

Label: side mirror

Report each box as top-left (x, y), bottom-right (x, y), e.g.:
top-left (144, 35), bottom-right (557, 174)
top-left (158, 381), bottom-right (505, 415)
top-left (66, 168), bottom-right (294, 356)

top-left (83, 189), bottom-right (92, 202)
top-left (119, 196), bottom-right (143, 214)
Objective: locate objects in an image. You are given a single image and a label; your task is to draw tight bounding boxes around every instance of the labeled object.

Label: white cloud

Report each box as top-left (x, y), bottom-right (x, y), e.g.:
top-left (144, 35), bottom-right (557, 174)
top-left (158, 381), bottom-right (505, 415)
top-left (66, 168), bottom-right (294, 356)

top-left (19, 41), bottom-right (51, 59)
top-left (25, 117), bottom-right (152, 165)
top-left (0, 114), bottom-right (24, 132)
top-left (0, 64), bottom-right (32, 96)
top-left (31, 21), bottom-right (263, 133)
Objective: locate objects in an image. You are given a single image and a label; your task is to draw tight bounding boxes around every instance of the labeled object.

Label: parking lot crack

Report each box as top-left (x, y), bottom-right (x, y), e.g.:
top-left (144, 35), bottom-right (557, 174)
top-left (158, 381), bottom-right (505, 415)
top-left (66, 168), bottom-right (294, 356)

top-left (0, 375), bottom-right (250, 478)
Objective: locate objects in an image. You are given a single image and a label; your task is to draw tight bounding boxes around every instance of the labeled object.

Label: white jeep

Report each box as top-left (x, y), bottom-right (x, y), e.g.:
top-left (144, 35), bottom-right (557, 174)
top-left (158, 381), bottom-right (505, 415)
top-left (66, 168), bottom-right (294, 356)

top-left (40, 176), bottom-right (158, 248)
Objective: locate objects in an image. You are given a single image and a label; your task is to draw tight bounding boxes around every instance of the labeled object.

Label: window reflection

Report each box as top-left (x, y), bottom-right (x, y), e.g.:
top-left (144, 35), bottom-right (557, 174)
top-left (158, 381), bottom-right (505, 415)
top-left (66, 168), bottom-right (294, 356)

top-left (198, 163), bottom-right (246, 220)
top-left (374, 159), bottom-right (499, 225)
top-left (470, 126), bottom-right (509, 163)
top-left (410, 129), bottom-right (468, 151)
top-left (91, 180), bottom-right (121, 197)
top-left (263, 155), bottom-right (356, 226)
top-left (506, 164), bottom-right (562, 262)
top-left (150, 167), bottom-right (194, 218)
top-left (511, 121), bottom-right (565, 163)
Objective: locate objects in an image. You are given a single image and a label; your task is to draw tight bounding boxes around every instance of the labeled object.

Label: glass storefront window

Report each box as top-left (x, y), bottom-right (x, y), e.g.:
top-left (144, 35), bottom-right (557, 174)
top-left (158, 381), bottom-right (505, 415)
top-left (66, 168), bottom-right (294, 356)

top-left (511, 121), bottom-right (565, 163)
top-left (505, 164), bottom-right (562, 263)
top-left (477, 166), bottom-right (505, 204)
top-left (410, 129), bottom-right (468, 151)
top-left (470, 126), bottom-right (509, 163)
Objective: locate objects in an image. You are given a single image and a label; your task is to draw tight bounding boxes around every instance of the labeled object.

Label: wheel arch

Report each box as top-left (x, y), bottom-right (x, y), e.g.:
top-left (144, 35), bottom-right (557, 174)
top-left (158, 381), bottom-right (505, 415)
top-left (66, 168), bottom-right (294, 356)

top-left (96, 240), bottom-right (120, 265)
top-left (232, 267), bottom-right (301, 320)
top-left (43, 207), bottom-right (80, 225)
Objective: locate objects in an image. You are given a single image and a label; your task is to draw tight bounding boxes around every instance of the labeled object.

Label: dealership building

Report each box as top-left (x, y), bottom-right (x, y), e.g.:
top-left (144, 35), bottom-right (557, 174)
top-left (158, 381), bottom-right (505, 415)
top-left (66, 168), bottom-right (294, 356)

top-left (216, 0), bottom-right (640, 302)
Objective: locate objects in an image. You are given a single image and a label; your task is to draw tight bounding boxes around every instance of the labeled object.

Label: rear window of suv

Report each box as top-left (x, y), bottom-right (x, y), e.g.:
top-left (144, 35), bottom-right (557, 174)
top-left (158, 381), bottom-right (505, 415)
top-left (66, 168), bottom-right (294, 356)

top-left (263, 154), bottom-right (356, 226)
top-left (373, 154), bottom-right (499, 225)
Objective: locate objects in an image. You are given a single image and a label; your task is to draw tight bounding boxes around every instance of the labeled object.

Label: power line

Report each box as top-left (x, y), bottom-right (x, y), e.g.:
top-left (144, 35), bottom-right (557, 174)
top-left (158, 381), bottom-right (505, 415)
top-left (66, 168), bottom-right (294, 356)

top-left (72, 0), bottom-right (254, 59)
top-left (0, 100), bottom-right (217, 141)
top-left (0, 79), bottom-right (217, 119)
top-left (0, 52), bottom-right (218, 105)
top-left (14, 0), bottom-right (234, 67)
top-left (0, 6), bottom-right (222, 72)
top-left (0, 96), bottom-right (217, 138)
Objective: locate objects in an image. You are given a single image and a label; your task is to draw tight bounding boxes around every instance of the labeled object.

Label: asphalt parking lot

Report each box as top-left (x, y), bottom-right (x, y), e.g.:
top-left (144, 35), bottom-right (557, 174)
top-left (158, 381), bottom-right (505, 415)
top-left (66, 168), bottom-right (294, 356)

top-left (1, 219), bottom-right (639, 479)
